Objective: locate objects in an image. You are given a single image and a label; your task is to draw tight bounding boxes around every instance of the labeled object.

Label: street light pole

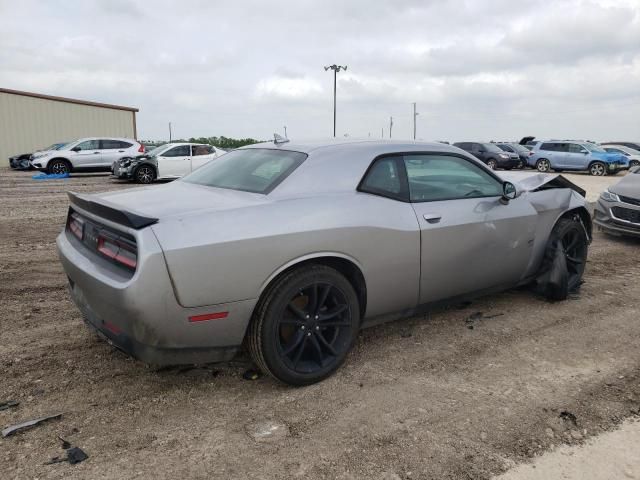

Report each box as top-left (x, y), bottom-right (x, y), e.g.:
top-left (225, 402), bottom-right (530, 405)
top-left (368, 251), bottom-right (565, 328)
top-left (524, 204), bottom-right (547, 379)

top-left (284, 126), bottom-right (287, 138)
top-left (324, 64), bottom-right (347, 137)
top-left (412, 102), bottom-right (419, 140)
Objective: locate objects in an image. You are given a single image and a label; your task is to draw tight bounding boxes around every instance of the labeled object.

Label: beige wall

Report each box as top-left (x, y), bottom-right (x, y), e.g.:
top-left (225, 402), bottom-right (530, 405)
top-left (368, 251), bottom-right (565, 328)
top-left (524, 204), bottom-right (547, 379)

top-left (0, 91), bottom-right (136, 161)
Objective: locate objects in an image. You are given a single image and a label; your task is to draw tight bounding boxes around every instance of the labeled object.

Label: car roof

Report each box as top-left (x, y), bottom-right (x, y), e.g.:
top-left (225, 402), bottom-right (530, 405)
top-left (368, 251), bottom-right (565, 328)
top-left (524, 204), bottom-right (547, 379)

top-left (242, 138), bottom-right (463, 155)
top-left (73, 137), bottom-right (138, 142)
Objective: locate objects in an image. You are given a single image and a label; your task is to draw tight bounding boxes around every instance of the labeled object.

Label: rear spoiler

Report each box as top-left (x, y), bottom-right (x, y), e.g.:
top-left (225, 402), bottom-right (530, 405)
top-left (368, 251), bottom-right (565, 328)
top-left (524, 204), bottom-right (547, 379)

top-left (67, 192), bottom-right (158, 229)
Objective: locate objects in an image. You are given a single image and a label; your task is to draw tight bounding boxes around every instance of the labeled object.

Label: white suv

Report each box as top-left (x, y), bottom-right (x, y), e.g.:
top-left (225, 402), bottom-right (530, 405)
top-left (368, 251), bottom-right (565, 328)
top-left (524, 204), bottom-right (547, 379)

top-left (30, 137), bottom-right (144, 174)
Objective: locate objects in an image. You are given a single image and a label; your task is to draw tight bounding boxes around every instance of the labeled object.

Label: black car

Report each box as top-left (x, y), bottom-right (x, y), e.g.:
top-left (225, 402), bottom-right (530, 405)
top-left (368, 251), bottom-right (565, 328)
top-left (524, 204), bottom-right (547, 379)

top-left (8, 142), bottom-right (68, 170)
top-left (453, 142), bottom-right (520, 170)
top-left (8, 152), bottom-right (33, 170)
top-left (495, 142), bottom-right (530, 168)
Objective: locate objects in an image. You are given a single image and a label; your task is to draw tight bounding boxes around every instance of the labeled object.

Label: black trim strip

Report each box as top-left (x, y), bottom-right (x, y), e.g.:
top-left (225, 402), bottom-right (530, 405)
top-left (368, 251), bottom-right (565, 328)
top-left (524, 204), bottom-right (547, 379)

top-left (68, 192), bottom-right (158, 229)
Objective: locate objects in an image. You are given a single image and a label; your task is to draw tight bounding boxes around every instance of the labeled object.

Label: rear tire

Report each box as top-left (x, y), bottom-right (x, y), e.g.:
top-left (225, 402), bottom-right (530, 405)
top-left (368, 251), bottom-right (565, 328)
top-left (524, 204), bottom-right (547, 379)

top-left (47, 159), bottom-right (71, 175)
top-left (247, 265), bottom-right (360, 386)
top-left (589, 162), bottom-right (607, 176)
top-left (487, 159), bottom-right (497, 170)
top-left (536, 159), bottom-right (551, 172)
top-left (135, 165), bottom-right (156, 184)
top-left (630, 160), bottom-right (639, 168)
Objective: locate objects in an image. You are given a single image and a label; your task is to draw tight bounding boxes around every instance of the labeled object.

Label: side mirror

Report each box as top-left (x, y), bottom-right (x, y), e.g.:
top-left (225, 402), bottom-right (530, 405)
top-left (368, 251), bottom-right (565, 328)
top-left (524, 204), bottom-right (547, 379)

top-left (580, 150), bottom-right (588, 154)
top-left (71, 146), bottom-right (81, 152)
top-left (502, 181), bottom-right (518, 202)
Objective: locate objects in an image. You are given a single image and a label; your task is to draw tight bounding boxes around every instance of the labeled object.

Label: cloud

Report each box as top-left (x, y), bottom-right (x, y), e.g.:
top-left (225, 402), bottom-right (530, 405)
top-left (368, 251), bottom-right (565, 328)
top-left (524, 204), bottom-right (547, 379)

top-left (0, 0), bottom-right (638, 141)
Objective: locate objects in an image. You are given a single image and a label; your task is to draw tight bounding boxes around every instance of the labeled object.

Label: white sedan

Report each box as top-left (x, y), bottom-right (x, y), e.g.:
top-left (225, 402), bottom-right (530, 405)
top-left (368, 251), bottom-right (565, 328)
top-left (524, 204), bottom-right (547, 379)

top-left (602, 145), bottom-right (640, 169)
top-left (112, 143), bottom-right (226, 183)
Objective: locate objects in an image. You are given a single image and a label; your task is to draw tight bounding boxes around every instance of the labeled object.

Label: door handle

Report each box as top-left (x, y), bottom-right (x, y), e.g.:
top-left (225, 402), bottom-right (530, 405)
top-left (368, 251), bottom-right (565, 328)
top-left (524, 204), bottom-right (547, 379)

top-left (93, 151), bottom-right (100, 154)
top-left (423, 213), bottom-right (442, 224)
top-left (118, 150), bottom-right (125, 152)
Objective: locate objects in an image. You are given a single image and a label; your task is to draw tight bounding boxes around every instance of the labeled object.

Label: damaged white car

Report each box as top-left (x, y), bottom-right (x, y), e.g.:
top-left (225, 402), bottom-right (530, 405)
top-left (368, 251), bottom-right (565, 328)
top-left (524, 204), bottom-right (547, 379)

top-left (57, 139), bottom-right (592, 385)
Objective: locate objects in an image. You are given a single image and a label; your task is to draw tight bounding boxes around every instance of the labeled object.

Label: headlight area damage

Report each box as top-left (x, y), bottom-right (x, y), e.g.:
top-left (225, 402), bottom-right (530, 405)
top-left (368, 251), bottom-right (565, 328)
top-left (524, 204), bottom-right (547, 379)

top-left (501, 172), bottom-right (592, 301)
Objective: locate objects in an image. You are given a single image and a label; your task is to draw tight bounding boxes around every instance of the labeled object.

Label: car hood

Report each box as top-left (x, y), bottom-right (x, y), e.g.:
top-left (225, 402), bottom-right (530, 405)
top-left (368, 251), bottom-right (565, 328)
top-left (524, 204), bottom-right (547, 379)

top-left (609, 172), bottom-right (640, 199)
top-left (92, 181), bottom-right (269, 220)
top-left (498, 171), bottom-right (586, 197)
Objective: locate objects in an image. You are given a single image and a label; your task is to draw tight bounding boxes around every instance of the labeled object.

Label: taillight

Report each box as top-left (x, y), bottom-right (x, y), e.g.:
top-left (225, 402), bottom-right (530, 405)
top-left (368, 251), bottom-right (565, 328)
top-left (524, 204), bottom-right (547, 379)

top-left (67, 213), bottom-right (84, 240)
top-left (138, 144), bottom-right (145, 153)
top-left (97, 234), bottom-right (137, 269)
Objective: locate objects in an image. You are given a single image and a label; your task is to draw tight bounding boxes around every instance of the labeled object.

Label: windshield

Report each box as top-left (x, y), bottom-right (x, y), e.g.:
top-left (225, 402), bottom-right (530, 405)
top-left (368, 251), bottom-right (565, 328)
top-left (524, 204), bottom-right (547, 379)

top-left (46, 143), bottom-right (68, 151)
top-left (144, 145), bottom-right (168, 157)
top-left (182, 148), bottom-right (307, 194)
top-left (483, 143), bottom-right (504, 153)
top-left (583, 143), bottom-right (606, 153)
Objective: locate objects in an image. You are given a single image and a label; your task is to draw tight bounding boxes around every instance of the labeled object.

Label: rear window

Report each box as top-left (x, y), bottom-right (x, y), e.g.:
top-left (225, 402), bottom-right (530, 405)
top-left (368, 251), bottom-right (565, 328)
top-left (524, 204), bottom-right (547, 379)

top-left (182, 148), bottom-right (307, 194)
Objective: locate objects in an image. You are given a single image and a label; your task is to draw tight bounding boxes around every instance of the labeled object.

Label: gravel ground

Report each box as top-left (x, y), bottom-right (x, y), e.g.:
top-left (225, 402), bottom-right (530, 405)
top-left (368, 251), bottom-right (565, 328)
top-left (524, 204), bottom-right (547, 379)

top-left (1, 167), bottom-right (639, 480)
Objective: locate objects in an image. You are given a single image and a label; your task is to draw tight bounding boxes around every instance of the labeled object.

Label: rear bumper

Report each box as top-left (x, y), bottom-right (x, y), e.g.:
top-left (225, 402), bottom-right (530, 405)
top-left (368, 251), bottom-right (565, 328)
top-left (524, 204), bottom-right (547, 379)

top-left (57, 225), bottom-right (256, 365)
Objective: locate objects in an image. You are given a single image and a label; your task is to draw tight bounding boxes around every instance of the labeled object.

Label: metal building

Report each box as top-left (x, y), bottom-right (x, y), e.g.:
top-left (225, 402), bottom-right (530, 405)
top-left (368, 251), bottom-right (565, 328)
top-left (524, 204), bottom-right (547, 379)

top-left (0, 88), bottom-right (138, 162)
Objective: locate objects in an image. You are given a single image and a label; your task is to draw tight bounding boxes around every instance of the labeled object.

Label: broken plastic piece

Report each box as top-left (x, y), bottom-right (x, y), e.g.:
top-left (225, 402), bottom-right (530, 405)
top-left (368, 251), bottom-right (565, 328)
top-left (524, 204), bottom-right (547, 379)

top-left (242, 369), bottom-right (261, 381)
top-left (0, 400), bottom-right (19, 411)
top-left (2, 413), bottom-right (62, 437)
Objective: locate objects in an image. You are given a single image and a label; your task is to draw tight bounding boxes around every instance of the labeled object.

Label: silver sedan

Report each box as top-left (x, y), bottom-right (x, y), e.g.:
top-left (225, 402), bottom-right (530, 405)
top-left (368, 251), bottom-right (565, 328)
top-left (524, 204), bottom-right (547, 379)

top-left (57, 139), bottom-right (592, 385)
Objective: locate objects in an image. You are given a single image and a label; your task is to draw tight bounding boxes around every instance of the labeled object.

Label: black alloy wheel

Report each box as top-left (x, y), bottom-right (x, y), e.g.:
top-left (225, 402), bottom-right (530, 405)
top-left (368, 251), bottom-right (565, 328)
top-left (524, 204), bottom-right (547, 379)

top-left (48, 159), bottom-right (70, 174)
top-left (135, 165), bottom-right (155, 184)
top-left (247, 265), bottom-right (359, 386)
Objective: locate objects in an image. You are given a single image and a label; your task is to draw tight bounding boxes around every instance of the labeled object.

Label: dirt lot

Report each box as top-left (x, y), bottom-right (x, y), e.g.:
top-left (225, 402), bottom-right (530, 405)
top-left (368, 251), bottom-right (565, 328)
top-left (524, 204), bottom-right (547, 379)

top-left (1, 167), bottom-right (639, 480)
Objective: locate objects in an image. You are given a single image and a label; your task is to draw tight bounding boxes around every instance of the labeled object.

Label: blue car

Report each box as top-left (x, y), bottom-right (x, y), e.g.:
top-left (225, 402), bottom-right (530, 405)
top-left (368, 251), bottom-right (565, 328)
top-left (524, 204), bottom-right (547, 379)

top-left (528, 141), bottom-right (628, 176)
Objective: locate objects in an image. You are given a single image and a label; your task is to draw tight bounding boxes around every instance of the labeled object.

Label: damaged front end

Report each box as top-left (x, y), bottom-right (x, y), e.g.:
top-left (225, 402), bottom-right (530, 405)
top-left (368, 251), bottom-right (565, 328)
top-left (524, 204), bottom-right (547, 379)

top-left (112, 154), bottom-right (156, 181)
top-left (499, 172), bottom-right (592, 301)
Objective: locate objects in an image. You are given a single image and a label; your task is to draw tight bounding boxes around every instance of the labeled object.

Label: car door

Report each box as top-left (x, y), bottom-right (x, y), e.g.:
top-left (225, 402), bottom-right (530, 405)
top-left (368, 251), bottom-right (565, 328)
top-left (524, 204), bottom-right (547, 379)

top-left (402, 153), bottom-right (538, 304)
top-left (190, 145), bottom-right (216, 171)
top-left (70, 139), bottom-right (101, 168)
top-left (561, 143), bottom-right (585, 170)
top-left (156, 145), bottom-right (191, 178)
top-left (100, 140), bottom-right (133, 167)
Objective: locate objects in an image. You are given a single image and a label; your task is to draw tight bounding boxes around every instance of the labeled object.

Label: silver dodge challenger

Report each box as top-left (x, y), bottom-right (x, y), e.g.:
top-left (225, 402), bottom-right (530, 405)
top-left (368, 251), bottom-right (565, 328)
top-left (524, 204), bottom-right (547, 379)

top-left (57, 139), bottom-right (592, 385)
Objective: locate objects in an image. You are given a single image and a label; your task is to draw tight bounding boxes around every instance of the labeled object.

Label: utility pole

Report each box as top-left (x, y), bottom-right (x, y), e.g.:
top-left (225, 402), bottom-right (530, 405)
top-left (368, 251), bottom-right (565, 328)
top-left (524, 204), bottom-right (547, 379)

top-left (169, 122), bottom-right (172, 142)
top-left (284, 126), bottom-right (288, 138)
top-left (324, 64), bottom-right (347, 137)
top-left (381, 127), bottom-right (384, 138)
top-left (389, 116), bottom-right (393, 139)
top-left (412, 102), bottom-right (419, 140)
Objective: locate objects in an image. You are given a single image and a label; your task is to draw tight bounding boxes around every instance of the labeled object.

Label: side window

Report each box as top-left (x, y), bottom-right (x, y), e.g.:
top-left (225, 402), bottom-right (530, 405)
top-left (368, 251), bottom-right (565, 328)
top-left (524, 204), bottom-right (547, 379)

top-left (162, 145), bottom-right (191, 157)
top-left (404, 154), bottom-right (502, 202)
top-left (75, 140), bottom-right (100, 151)
top-left (359, 157), bottom-right (404, 199)
top-left (193, 145), bottom-right (213, 156)
top-left (101, 140), bottom-right (132, 149)
top-left (540, 143), bottom-right (556, 152)
top-left (555, 143), bottom-right (570, 152)
top-left (568, 144), bottom-right (585, 153)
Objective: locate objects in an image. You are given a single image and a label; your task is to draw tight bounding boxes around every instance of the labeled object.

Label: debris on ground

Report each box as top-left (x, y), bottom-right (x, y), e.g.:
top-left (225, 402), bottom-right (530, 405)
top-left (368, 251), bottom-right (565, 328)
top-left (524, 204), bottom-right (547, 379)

top-left (242, 369), bottom-right (261, 381)
top-left (245, 420), bottom-right (289, 443)
top-left (464, 311), bottom-right (505, 329)
top-left (45, 447), bottom-right (89, 465)
top-left (399, 327), bottom-right (413, 338)
top-left (2, 413), bottom-right (62, 437)
top-left (31, 173), bottom-right (70, 180)
top-left (0, 400), bottom-right (19, 411)
top-left (559, 410), bottom-right (578, 428)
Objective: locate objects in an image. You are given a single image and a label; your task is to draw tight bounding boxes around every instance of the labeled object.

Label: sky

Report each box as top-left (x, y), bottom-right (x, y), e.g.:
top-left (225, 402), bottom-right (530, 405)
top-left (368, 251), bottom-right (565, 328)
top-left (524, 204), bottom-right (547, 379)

top-left (1, 0), bottom-right (639, 142)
